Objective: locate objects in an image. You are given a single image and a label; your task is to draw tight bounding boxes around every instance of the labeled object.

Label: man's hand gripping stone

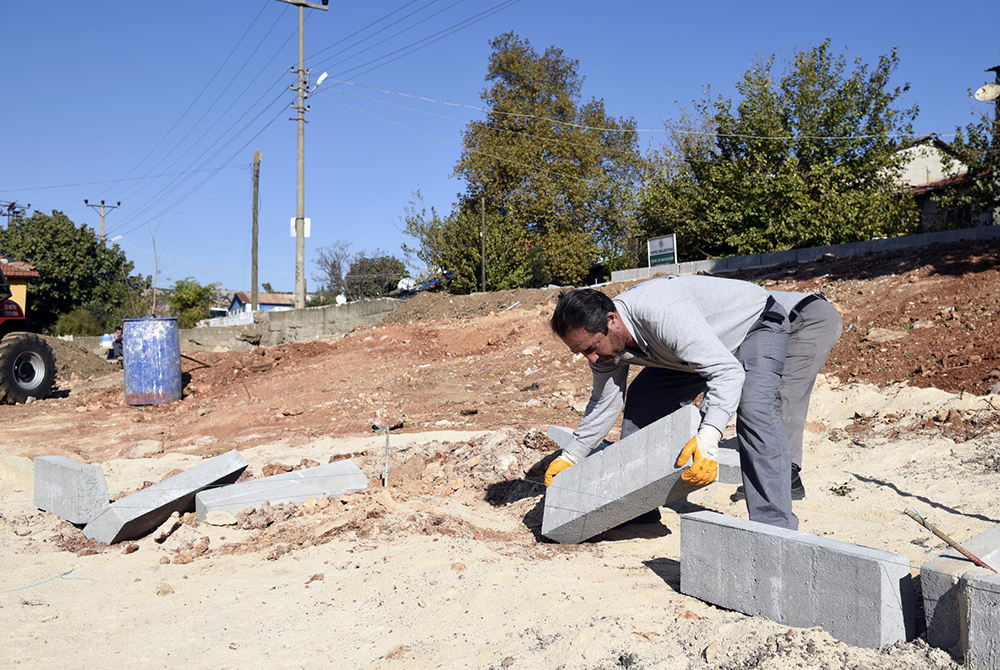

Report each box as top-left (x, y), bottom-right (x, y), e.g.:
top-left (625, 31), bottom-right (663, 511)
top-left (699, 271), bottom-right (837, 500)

top-left (675, 425), bottom-right (722, 486)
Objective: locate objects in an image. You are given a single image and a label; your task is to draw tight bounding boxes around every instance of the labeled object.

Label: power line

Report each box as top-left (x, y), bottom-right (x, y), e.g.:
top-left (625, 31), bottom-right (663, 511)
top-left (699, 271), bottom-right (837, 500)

top-left (0, 165), bottom-right (249, 194)
top-left (111, 102), bottom-right (289, 239)
top-left (320, 78), bottom-right (949, 142)
top-left (109, 0), bottom-right (521, 237)
top-left (304, 0), bottom-right (444, 65)
top-left (316, 0), bottom-right (521, 83)
top-left (320, 94), bottom-right (597, 184)
top-left (112, 9), bottom-right (293, 206)
top-left (307, 0), bottom-right (465, 72)
top-left (95, 1), bottom-right (273, 200)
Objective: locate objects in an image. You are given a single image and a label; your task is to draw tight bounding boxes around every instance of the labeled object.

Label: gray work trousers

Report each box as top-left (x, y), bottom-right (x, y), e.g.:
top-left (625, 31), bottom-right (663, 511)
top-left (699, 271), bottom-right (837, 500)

top-left (620, 300), bottom-right (798, 530)
top-left (781, 297), bottom-right (842, 467)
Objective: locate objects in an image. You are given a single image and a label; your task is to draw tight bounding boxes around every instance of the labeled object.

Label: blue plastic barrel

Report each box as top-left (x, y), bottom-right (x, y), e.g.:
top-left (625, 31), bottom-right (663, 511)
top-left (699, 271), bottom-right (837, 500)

top-left (122, 317), bottom-right (182, 405)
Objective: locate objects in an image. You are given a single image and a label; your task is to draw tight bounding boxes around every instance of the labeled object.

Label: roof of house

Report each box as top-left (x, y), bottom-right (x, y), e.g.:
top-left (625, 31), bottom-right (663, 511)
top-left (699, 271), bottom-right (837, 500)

top-left (0, 255), bottom-right (40, 279)
top-left (902, 133), bottom-right (962, 160)
top-left (231, 291), bottom-right (296, 306)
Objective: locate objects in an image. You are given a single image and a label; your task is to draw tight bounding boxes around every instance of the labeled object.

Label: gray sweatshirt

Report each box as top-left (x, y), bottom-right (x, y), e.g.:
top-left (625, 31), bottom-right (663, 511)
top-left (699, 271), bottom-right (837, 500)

top-left (565, 275), bottom-right (770, 462)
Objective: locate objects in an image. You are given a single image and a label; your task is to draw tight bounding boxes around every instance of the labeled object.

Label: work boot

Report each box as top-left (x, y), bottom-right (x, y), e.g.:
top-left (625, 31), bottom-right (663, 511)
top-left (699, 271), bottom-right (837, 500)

top-left (732, 465), bottom-right (806, 501)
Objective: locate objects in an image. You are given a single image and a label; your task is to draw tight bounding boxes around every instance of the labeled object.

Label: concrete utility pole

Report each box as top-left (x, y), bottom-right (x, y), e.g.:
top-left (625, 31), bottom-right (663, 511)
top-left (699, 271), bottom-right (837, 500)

top-left (480, 195), bottom-right (486, 292)
top-left (83, 199), bottom-right (121, 246)
top-left (276, 0), bottom-right (328, 309)
top-left (251, 150), bottom-right (262, 311)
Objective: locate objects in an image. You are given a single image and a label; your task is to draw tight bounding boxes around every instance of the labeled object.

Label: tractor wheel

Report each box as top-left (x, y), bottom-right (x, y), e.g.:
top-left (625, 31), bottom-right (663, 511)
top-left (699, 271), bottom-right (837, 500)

top-left (0, 333), bottom-right (56, 404)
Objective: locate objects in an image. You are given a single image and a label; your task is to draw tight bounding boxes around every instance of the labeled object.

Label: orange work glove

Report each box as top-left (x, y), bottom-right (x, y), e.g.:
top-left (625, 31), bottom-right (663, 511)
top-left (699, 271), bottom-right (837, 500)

top-left (675, 425), bottom-right (723, 486)
top-left (544, 456), bottom-right (576, 487)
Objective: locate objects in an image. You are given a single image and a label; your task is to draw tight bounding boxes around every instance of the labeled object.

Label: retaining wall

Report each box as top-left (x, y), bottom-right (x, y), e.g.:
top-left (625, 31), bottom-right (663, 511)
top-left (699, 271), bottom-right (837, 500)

top-left (61, 298), bottom-right (403, 355)
top-left (610, 225), bottom-right (1000, 283)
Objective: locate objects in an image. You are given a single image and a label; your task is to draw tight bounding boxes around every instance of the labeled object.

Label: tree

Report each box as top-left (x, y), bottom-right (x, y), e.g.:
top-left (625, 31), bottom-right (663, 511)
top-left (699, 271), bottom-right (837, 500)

top-left (451, 33), bottom-right (644, 282)
top-left (167, 277), bottom-right (217, 329)
top-left (936, 98), bottom-right (1000, 228)
top-left (641, 40), bottom-right (919, 260)
top-left (52, 308), bottom-right (104, 336)
top-left (402, 193), bottom-right (532, 294)
top-left (311, 239), bottom-right (352, 300)
top-left (0, 210), bottom-right (150, 331)
top-left (344, 252), bottom-right (406, 300)
top-left (261, 282), bottom-right (275, 293)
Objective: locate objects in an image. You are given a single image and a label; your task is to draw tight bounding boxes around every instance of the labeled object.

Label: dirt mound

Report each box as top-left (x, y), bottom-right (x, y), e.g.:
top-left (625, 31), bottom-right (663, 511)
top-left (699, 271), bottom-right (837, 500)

top-left (383, 287), bottom-right (561, 323)
top-left (43, 336), bottom-right (117, 381)
top-left (733, 237), bottom-right (1000, 395)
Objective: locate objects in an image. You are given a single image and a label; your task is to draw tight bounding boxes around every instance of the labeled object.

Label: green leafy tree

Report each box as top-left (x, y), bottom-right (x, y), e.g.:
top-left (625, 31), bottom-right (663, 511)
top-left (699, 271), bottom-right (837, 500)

top-left (936, 100), bottom-right (1000, 228)
top-left (344, 253), bottom-right (406, 300)
top-left (167, 277), bottom-right (218, 329)
top-left (641, 40), bottom-right (919, 260)
top-left (0, 210), bottom-right (150, 331)
top-left (401, 193), bottom-right (532, 294)
top-left (261, 282), bottom-right (275, 293)
top-left (52, 308), bottom-right (104, 336)
top-left (452, 33), bottom-right (644, 282)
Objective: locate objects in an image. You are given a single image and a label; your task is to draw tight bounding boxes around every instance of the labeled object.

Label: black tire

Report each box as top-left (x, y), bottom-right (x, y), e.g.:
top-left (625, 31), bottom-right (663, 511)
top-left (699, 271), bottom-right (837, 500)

top-left (0, 333), bottom-right (57, 404)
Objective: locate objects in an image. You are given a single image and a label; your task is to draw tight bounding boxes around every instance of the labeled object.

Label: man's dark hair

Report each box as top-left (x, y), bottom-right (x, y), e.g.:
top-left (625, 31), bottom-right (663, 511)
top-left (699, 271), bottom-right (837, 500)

top-left (550, 289), bottom-right (616, 338)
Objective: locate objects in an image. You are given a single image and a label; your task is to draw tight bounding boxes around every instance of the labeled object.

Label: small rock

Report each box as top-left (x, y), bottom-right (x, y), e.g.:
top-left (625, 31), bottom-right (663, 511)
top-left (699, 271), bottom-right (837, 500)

top-left (306, 573), bottom-right (324, 584)
top-left (315, 496), bottom-right (330, 509)
top-left (301, 497), bottom-right (317, 511)
top-left (159, 556), bottom-right (171, 564)
top-left (155, 583), bottom-right (174, 596)
top-left (990, 380), bottom-right (1000, 396)
top-left (122, 543), bottom-right (139, 555)
top-left (525, 399), bottom-right (541, 408)
top-left (204, 510), bottom-right (237, 526)
top-left (501, 657), bottom-right (515, 669)
top-left (703, 642), bottom-right (718, 662)
top-left (281, 408), bottom-right (304, 417)
top-left (451, 562), bottom-right (467, 573)
top-left (120, 440), bottom-right (164, 459)
top-left (173, 553), bottom-right (193, 565)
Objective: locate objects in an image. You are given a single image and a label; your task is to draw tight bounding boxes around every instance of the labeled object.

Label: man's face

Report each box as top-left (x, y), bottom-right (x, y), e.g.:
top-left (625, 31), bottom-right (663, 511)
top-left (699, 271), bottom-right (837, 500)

top-left (561, 315), bottom-right (628, 366)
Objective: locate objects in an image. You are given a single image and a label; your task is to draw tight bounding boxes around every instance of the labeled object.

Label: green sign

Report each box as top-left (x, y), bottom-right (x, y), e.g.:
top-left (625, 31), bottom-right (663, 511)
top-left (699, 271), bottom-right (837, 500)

top-left (648, 234), bottom-right (677, 267)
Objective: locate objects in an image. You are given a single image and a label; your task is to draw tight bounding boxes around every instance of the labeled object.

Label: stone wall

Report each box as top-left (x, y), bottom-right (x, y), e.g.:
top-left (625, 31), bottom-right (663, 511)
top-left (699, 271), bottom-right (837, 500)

top-left (611, 225), bottom-right (1000, 283)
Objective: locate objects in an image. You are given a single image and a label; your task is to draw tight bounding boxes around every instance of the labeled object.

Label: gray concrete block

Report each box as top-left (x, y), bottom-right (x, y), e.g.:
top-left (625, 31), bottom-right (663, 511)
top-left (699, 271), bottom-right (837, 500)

top-left (681, 511), bottom-right (915, 648)
top-left (758, 250), bottom-right (797, 268)
top-left (194, 460), bottom-right (368, 519)
top-left (547, 426), bottom-right (741, 485)
top-left (726, 254), bottom-right (761, 270)
top-left (921, 524), bottom-right (1000, 668)
top-left (83, 450), bottom-right (247, 544)
top-left (33, 456), bottom-right (109, 525)
top-left (542, 406), bottom-right (700, 543)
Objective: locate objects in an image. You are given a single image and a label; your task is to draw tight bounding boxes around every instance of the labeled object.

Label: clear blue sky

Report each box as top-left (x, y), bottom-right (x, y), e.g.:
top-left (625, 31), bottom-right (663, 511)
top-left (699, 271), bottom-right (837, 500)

top-left (1, 1), bottom-right (997, 291)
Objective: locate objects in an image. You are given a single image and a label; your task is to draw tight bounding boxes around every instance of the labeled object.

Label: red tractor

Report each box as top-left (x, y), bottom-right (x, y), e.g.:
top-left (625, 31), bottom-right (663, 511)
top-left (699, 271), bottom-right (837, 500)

top-left (0, 263), bottom-right (55, 403)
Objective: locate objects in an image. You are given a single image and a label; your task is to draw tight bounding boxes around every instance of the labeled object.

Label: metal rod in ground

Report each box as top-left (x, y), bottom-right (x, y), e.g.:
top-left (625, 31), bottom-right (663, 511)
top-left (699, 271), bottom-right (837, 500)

top-left (902, 507), bottom-right (997, 573)
top-left (382, 414), bottom-right (390, 487)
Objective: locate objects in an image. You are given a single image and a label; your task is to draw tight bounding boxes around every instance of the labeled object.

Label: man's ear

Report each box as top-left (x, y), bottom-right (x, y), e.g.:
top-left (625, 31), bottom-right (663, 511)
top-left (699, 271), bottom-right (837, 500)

top-left (606, 311), bottom-right (619, 331)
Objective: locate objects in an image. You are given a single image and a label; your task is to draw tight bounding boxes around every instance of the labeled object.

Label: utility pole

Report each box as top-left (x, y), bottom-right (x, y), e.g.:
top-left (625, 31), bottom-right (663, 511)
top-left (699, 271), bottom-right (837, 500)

top-left (251, 150), bottom-right (262, 311)
top-left (1, 201), bottom-right (30, 227)
top-left (480, 195), bottom-right (486, 292)
top-left (83, 199), bottom-right (121, 246)
top-left (988, 66), bottom-right (1000, 149)
top-left (276, 0), bottom-right (328, 309)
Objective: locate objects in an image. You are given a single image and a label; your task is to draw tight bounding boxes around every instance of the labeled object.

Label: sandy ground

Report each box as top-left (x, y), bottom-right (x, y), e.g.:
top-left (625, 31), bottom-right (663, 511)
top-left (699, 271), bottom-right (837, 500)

top-left (2, 374), bottom-right (998, 669)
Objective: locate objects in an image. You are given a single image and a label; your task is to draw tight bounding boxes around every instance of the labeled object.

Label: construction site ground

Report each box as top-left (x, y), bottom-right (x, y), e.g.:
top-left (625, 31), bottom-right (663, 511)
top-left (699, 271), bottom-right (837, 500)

top-left (2, 238), bottom-right (1000, 669)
